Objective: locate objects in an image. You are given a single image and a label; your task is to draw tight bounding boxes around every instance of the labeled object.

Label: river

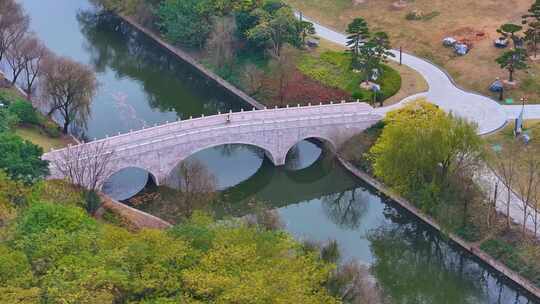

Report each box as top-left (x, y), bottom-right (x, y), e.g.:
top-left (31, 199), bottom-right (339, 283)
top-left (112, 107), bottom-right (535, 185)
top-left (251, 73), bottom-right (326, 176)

top-left (18, 0), bottom-right (538, 303)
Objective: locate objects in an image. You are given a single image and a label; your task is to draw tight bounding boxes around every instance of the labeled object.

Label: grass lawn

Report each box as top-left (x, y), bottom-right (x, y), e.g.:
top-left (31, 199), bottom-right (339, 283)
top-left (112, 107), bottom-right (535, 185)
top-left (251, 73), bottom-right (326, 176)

top-left (15, 125), bottom-right (72, 152)
top-left (313, 39), bottom-right (428, 105)
top-left (286, 0), bottom-right (540, 104)
top-left (298, 50), bottom-right (409, 105)
top-left (205, 34), bottom-right (426, 107)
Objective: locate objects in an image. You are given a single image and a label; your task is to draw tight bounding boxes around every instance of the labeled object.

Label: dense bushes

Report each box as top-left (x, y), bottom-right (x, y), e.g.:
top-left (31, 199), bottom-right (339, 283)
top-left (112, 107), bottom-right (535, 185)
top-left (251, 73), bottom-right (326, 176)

top-left (157, 0), bottom-right (212, 47)
top-left (0, 88), bottom-right (24, 106)
top-left (0, 88), bottom-right (62, 138)
top-left (369, 101), bottom-right (483, 213)
top-left (0, 132), bottom-right (49, 184)
top-left (0, 108), bottom-right (18, 132)
top-left (481, 238), bottom-right (540, 285)
top-left (0, 194), bottom-right (341, 303)
top-left (8, 100), bottom-right (40, 125)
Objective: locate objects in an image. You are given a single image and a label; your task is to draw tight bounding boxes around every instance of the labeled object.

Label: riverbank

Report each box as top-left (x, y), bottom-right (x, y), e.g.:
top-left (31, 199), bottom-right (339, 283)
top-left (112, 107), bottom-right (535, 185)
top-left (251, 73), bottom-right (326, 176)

top-left (337, 156), bottom-right (540, 299)
top-left (115, 11), bottom-right (431, 110)
top-left (119, 14), bottom-right (265, 111)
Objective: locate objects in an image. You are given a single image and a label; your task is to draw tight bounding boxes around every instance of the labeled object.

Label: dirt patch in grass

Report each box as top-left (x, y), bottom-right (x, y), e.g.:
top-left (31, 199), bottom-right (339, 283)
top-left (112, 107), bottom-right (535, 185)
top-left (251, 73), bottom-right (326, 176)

top-left (287, 0), bottom-right (540, 104)
top-left (279, 69), bottom-right (351, 105)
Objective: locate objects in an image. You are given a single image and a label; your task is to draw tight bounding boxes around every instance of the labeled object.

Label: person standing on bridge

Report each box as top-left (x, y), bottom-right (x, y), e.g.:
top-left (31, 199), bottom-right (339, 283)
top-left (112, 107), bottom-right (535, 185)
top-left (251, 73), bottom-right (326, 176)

top-left (226, 113), bottom-right (231, 124)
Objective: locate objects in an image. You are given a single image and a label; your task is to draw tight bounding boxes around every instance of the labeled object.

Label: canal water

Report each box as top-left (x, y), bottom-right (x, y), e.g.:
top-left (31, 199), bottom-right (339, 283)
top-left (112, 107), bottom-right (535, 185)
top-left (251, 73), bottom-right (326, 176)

top-left (19, 0), bottom-right (538, 302)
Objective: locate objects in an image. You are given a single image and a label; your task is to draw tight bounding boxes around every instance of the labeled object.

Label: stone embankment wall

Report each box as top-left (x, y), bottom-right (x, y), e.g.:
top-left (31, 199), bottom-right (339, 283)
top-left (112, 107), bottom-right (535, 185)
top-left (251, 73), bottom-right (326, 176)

top-left (338, 157), bottom-right (540, 299)
top-left (120, 15), bottom-right (264, 111)
top-left (98, 193), bottom-right (172, 230)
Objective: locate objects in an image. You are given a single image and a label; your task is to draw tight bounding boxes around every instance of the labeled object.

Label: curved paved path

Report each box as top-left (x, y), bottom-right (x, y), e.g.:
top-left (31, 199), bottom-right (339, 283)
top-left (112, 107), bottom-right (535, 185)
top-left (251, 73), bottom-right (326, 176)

top-left (302, 15), bottom-right (509, 135)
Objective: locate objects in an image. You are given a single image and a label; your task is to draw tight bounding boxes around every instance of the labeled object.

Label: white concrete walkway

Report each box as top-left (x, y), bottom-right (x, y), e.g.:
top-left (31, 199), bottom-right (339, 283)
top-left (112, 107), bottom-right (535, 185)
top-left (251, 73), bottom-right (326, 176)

top-left (302, 14), bottom-right (540, 236)
top-left (504, 104), bottom-right (540, 120)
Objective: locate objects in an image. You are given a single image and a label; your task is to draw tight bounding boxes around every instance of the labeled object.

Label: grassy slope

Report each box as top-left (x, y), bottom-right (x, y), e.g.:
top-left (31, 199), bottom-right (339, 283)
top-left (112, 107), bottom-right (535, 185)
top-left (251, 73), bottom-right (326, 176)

top-left (15, 125), bottom-right (71, 152)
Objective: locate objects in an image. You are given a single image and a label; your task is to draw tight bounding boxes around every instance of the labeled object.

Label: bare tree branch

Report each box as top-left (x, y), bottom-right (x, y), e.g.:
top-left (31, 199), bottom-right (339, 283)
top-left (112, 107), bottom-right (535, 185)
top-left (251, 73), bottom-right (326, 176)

top-left (50, 141), bottom-right (115, 191)
top-left (0, 0), bottom-right (29, 63)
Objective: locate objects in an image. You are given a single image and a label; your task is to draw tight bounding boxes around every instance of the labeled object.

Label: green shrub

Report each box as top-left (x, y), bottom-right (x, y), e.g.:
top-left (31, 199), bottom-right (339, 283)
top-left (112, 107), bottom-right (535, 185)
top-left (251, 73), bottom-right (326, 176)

top-left (480, 239), bottom-right (514, 258)
top-left (41, 120), bottom-right (61, 138)
top-left (0, 132), bottom-right (49, 184)
top-left (351, 91), bottom-right (365, 101)
top-left (379, 65), bottom-right (402, 99)
top-left (0, 108), bottom-right (19, 132)
top-left (16, 202), bottom-right (97, 236)
top-left (8, 100), bottom-right (40, 125)
top-left (83, 190), bottom-right (102, 215)
top-left (454, 224), bottom-right (481, 242)
top-left (0, 245), bottom-right (34, 287)
top-left (480, 238), bottom-right (526, 275)
top-left (0, 89), bottom-right (24, 106)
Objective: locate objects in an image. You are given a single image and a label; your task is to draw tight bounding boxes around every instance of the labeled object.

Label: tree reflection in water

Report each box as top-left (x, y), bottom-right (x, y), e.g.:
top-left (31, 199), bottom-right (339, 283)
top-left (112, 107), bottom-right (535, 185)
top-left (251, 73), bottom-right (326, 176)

top-left (76, 10), bottom-right (240, 119)
top-left (367, 204), bottom-right (533, 304)
top-left (322, 188), bottom-right (369, 230)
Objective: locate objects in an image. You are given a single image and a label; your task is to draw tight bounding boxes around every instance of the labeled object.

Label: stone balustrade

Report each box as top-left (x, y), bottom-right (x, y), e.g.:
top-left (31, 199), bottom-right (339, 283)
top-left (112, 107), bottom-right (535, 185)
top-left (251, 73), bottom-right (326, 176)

top-left (43, 101), bottom-right (382, 188)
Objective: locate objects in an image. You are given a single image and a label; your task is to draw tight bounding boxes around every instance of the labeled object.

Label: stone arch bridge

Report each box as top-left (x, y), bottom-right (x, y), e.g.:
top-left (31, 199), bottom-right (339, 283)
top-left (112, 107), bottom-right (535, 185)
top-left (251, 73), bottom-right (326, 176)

top-left (42, 102), bottom-right (382, 188)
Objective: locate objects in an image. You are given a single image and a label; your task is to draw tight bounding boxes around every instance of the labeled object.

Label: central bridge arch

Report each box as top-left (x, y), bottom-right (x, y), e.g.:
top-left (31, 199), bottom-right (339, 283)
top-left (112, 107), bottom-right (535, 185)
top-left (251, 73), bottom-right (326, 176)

top-left (162, 141), bottom-right (281, 183)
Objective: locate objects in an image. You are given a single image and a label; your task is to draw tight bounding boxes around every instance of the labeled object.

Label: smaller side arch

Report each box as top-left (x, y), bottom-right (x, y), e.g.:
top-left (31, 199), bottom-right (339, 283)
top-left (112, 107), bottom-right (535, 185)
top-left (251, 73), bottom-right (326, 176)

top-left (102, 165), bottom-right (161, 190)
top-left (279, 135), bottom-right (339, 168)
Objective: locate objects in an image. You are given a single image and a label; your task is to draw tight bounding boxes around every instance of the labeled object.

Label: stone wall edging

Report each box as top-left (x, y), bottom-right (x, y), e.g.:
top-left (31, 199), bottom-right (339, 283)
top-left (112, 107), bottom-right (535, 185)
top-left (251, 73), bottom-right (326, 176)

top-left (118, 14), bottom-right (265, 111)
top-left (99, 193), bottom-right (172, 230)
top-left (337, 156), bottom-right (540, 300)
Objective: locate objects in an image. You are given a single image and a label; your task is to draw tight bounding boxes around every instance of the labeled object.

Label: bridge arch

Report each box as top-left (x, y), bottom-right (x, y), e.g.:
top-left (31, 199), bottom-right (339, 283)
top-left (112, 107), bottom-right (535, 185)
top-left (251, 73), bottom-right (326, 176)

top-left (281, 135), bottom-right (338, 167)
top-left (286, 135), bottom-right (338, 154)
top-left (163, 141), bottom-right (281, 181)
top-left (104, 165), bottom-right (160, 187)
top-left (101, 165), bottom-right (160, 201)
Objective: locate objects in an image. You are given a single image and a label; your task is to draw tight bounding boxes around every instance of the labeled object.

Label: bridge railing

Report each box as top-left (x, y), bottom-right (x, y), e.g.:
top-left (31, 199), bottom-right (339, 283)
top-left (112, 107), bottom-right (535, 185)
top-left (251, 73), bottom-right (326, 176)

top-left (44, 101), bottom-right (376, 160)
top-left (101, 111), bottom-right (382, 161)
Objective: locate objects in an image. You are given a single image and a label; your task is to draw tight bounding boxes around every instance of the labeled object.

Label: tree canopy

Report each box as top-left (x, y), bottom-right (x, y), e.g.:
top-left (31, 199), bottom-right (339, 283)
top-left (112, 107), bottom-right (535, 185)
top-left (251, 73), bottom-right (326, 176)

top-left (157, 0), bottom-right (213, 48)
top-left (0, 132), bottom-right (49, 184)
top-left (369, 100), bottom-right (483, 212)
top-left (496, 48), bottom-right (528, 82)
top-left (0, 177), bottom-right (342, 303)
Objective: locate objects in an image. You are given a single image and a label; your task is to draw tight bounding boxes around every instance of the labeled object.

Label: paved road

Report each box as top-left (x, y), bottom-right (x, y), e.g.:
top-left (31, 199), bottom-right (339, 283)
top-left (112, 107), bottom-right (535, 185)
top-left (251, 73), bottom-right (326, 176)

top-left (302, 15), bottom-right (511, 135)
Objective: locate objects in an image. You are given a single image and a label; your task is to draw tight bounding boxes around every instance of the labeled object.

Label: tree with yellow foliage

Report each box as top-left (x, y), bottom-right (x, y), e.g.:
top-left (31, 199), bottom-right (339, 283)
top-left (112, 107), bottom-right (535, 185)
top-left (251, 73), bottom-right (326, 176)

top-left (370, 100), bottom-right (484, 213)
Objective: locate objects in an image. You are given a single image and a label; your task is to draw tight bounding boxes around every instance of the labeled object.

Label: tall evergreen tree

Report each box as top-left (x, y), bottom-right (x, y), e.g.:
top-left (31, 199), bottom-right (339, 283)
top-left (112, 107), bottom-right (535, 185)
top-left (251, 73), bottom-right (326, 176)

top-left (496, 48), bottom-right (528, 82)
top-left (522, 0), bottom-right (540, 57)
top-left (346, 18), bottom-right (370, 69)
top-left (497, 23), bottom-right (523, 48)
